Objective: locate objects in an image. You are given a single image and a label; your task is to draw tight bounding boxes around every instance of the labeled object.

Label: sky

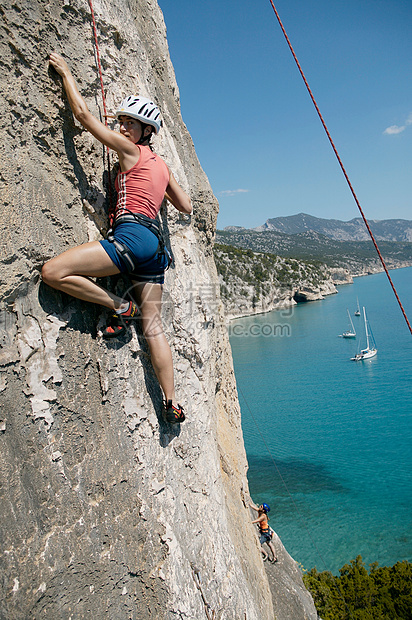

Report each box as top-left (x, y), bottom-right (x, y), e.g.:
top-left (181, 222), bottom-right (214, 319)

top-left (158, 0), bottom-right (411, 230)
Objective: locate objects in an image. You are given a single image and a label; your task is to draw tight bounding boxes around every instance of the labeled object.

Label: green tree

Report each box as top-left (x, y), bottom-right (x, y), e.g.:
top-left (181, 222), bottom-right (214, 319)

top-left (303, 557), bottom-right (412, 620)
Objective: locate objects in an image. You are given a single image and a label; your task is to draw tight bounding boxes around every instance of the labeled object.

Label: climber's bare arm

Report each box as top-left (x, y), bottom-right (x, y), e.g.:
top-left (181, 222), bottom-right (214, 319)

top-left (251, 515), bottom-right (265, 525)
top-left (49, 53), bottom-right (137, 160)
top-left (165, 173), bottom-right (192, 214)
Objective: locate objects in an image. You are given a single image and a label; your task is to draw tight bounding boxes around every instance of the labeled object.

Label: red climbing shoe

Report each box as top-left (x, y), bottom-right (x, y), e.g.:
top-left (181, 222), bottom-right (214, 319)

top-left (102, 301), bottom-right (139, 338)
top-left (162, 400), bottom-right (186, 424)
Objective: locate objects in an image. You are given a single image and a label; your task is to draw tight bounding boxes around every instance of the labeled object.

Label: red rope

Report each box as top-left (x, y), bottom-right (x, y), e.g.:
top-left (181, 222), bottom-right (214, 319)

top-left (268, 0), bottom-right (412, 335)
top-left (88, 0), bottom-right (113, 219)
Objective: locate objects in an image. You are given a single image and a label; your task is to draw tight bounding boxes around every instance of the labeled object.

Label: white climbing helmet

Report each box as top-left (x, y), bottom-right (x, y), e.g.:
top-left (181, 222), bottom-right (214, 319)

top-left (115, 95), bottom-right (162, 133)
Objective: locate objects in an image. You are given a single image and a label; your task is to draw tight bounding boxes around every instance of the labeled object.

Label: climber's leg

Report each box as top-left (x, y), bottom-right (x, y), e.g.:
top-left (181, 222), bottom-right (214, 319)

top-left (42, 242), bottom-right (126, 309)
top-left (132, 281), bottom-right (177, 405)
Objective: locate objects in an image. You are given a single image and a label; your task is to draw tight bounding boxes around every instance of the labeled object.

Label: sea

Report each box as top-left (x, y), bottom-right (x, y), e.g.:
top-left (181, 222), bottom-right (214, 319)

top-left (229, 266), bottom-right (412, 575)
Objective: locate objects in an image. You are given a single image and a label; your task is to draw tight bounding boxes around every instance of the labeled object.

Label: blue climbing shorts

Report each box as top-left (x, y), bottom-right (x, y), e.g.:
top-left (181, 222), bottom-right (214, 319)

top-left (260, 532), bottom-right (272, 545)
top-left (100, 221), bottom-right (169, 284)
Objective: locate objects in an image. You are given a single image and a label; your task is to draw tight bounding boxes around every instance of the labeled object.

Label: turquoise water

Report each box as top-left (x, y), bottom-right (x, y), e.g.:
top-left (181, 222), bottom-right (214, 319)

top-left (230, 267), bottom-right (412, 574)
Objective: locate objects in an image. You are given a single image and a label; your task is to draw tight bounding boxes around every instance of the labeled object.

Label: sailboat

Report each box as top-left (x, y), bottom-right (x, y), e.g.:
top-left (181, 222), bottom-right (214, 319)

top-left (354, 298), bottom-right (361, 316)
top-left (339, 309), bottom-right (356, 338)
top-left (351, 307), bottom-right (377, 361)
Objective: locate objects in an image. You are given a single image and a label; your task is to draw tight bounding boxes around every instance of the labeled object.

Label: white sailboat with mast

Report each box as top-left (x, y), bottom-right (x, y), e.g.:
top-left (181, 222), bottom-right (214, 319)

top-left (339, 309), bottom-right (356, 338)
top-left (354, 298), bottom-right (361, 316)
top-left (351, 307), bottom-right (377, 361)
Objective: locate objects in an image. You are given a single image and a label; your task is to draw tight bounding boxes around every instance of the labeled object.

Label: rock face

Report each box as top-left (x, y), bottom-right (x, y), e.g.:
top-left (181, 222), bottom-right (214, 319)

top-left (264, 532), bottom-right (318, 620)
top-left (0, 1), bottom-right (317, 618)
top-left (214, 244), bottom-right (337, 320)
top-left (329, 267), bottom-right (353, 285)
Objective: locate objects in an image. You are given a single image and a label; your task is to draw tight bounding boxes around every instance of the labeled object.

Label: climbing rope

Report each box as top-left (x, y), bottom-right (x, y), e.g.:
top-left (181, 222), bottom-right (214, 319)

top-left (88, 0), bottom-right (113, 217)
top-left (267, 0), bottom-right (412, 335)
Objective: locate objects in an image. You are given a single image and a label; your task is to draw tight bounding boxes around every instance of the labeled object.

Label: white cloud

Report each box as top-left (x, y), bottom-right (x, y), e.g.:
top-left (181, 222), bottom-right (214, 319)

top-left (219, 189), bottom-right (250, 197)
top-left (384, 125), bottom-right (406, 135)
top-left (384, 112), bottom-right (412, 135)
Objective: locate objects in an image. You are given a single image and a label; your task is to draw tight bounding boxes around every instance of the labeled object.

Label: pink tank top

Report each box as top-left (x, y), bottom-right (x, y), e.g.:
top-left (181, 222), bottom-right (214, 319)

top-left (114, 145), bottom-right (170, 221)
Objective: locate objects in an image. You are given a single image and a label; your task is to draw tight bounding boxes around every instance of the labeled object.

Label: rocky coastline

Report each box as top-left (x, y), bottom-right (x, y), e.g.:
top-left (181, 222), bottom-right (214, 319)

top-left (214, 243), bottom-right (340, 321)
top-left (214, 242), bottom-right (410, 322)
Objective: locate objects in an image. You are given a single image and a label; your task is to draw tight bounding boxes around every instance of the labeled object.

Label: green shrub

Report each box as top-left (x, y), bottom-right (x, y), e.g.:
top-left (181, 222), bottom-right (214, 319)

top-left (303, 556), bottom-right (412, 620)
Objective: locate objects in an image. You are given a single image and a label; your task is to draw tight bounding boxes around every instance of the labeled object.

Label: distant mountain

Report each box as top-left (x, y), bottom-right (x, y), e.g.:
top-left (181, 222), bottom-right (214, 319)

top-left (215, 228), bottom-right (412, 275)
top-left (222, 225), bottom-right (247, 233)
top-left (248, 213), bottom-right (412, 242)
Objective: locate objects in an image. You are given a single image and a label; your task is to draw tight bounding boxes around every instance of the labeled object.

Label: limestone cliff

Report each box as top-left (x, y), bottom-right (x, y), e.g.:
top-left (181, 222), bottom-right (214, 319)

top-left (0, 1), bottom-right (317, 618)
top-left (214, 243), bottom-right (337, 320)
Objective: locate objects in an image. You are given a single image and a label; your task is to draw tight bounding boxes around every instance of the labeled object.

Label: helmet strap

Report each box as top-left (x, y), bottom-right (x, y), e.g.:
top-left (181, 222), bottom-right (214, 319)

top-left (136, 123), bottom-right (153, 146)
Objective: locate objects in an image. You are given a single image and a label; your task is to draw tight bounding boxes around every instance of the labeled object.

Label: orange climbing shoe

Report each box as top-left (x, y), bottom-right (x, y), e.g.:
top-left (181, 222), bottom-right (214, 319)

top-left (162, 400), bottom-right (186, 424)
top-left (102, 301), bottom-right (139, 338)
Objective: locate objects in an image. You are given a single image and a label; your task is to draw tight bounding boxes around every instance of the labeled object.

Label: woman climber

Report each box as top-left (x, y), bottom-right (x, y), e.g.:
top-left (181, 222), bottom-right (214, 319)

top-left (42, 53), bottom-right (192, 424)
top-left (250, 501), bottom-right (278, 563)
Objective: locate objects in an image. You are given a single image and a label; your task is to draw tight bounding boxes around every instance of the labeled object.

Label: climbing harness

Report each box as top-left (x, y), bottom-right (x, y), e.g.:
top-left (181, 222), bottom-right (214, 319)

top-left (106, 210), bottom-right (172, 276)
top-left (268, 0), bottom-right (412, 336)
top-left (269, 526), bottom-right (275, 539)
